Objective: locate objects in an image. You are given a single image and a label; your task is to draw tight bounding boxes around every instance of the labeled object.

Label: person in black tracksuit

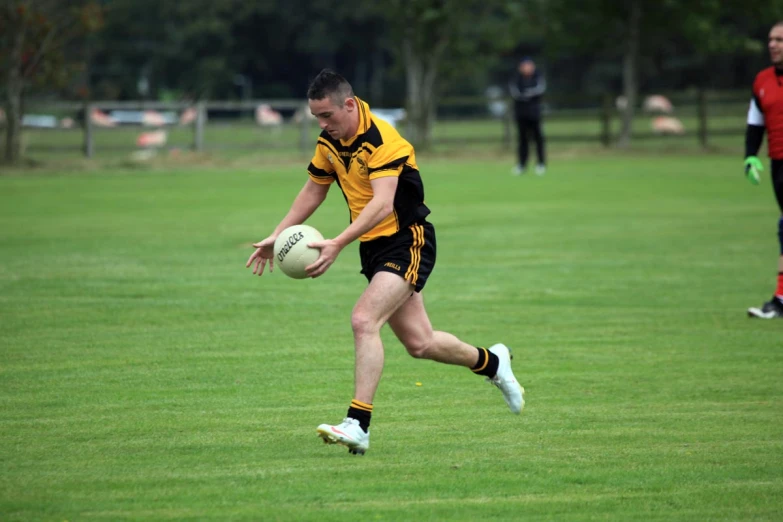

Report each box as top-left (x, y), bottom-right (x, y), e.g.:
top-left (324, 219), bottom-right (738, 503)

top-left (509, 57), bottom-right (547, 175)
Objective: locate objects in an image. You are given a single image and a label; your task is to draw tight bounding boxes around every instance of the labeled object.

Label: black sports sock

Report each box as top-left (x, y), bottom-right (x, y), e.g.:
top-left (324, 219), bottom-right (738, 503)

top-left (347, 399), bottom-right (372, 432)
top-left (471, 347), bottom-right (500, 378)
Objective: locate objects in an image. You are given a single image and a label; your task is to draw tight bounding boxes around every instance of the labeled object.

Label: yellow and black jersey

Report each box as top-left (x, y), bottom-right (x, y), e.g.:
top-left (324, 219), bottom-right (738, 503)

top-left (307, 97), bottom-right (430, 242)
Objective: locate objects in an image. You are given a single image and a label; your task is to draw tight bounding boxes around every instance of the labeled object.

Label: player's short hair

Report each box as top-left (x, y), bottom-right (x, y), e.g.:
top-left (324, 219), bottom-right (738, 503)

top-left (307, 69), bottom-right (354, 107)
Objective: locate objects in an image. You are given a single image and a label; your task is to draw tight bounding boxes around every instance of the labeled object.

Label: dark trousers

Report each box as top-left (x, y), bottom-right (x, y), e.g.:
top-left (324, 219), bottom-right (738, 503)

top-left (772, 159), bottom-right (783, 212)
top-left (515, 117), bottom-right (546, 167)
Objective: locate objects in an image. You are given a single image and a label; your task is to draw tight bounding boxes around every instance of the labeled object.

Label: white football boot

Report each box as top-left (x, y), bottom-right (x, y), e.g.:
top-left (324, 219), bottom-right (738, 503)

top-left (747, 296), bottom-right (783, 319)
top-left (487, 343), bottom-right (525, 414)
top-left (316, 417), bottom-right (370, 455)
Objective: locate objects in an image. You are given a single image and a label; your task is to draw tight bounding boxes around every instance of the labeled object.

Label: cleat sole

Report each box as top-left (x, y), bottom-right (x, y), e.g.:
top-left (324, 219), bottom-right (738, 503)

top-left (316, 428), bottom-right (367, 454)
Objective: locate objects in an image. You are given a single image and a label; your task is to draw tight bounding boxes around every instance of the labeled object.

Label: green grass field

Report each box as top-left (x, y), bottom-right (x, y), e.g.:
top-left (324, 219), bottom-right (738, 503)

top-left (1, 150), bottom-right (782, 520)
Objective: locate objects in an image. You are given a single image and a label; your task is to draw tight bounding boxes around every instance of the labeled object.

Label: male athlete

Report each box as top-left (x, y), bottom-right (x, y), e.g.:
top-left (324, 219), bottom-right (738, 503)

top-left (246, 69), bottom-right (524, 454)
top-left (746, 21), bottom-right (783, 319)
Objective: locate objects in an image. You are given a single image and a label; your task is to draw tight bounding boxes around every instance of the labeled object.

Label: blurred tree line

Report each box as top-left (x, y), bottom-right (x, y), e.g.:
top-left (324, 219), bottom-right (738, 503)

top-left (85, 0), bottom-right (780, 103)
top-left (2, 0), bottom-right (782, 163)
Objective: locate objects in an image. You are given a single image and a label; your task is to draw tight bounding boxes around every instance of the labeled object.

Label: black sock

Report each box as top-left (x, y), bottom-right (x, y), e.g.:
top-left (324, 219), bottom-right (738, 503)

top-left (471, 347), bottom-right (499, 378)
top-left (347, 399), bottom-right (373, 432)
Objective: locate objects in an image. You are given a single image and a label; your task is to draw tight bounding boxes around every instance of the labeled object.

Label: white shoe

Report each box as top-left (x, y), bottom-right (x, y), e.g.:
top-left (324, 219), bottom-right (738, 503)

top-left (487, 344), bottom-right (525, 414)
top-left (535, 164), bottom-right (546, 176)
top-left (511, 165), bottom-right (525, 176)
top-left (316, 417), bottom-right (370, 455)
top-left (747, 296), bottom-right (783, 319)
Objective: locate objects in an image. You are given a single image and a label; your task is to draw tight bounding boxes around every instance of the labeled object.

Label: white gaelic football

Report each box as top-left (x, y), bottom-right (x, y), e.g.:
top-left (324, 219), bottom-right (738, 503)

top-left (273, 224), bottom-right (324, 279)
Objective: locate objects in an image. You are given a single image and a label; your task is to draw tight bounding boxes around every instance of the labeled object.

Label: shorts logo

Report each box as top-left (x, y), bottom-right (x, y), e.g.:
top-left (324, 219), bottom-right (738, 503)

top-left (384, 262), bottom-right (401, 271)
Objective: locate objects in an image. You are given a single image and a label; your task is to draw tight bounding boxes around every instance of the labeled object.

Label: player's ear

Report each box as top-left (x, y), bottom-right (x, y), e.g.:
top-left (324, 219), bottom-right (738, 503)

top-left (344, 97), bottom-right (356, 111)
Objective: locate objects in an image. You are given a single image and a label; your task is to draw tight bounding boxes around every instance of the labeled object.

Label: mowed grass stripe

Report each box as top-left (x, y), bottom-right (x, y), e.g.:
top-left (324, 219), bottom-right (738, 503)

top-left (1, 152), bottom-right (781, 520)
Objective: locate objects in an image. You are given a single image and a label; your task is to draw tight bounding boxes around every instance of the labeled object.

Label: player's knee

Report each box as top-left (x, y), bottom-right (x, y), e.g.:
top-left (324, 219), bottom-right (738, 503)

top-left (351, 309), bottom-right (381, 338)
top-left (403, 336), bottom-right (433, 359)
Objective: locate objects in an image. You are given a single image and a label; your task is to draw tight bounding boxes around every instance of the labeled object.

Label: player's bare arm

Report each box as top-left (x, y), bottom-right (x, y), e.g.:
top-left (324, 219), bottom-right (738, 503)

top-left (306, 176), bottom-right (399, 278)
top-left (246, 179), bottom-right (330, 276)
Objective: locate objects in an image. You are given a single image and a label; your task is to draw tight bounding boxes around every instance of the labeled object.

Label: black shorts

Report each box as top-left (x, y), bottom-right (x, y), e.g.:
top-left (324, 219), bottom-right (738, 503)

top-left (772, 159), bottom-right (783, 212)
top-left (359, 221), bottom-right (436, 293)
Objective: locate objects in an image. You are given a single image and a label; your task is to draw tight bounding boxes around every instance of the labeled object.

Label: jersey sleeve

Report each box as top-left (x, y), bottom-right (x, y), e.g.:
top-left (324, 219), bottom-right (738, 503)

top-left (748, 97), bottom-right (765, 126)
top-left (367, 140), bottom-right (412, 180)
top-left (748, 74), bottom-right (766, 126)
top-left (307, 140), bottom-right (336, 185)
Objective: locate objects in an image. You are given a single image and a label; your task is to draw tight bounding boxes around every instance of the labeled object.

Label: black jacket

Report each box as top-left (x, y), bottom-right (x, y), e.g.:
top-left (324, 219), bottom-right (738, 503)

top-left (509, 71), bottom-right (546, 120)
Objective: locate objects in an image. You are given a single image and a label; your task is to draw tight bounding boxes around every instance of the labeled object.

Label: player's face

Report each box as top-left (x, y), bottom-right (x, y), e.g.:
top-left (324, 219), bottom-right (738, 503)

top-left (309, 96), bottom-right (356, 140)
top-left (769, 24), bottom-right (783, 67)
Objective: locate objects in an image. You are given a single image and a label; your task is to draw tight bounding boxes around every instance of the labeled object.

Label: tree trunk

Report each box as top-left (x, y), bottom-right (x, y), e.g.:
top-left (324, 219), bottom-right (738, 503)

top-left (4, 23), bottom-right (25, 164)
top-left (402, 37), bottom-right (444, 151)
top-left (403, 40), bottom-right (430, 149)
top-left (369, 48), bottom-right (385, 106)
top-left (617, 0), bottom-right (641, 148)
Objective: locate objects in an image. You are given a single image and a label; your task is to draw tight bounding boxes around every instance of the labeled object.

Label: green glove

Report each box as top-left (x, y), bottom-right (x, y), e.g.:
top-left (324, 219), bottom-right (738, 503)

top-left (744, 156), bottom-right (763, 185)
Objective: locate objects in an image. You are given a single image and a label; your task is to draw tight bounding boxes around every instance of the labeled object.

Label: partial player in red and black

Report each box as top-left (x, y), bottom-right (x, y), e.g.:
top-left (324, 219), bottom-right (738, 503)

top-left (746, 21), bottom-right (783, 319)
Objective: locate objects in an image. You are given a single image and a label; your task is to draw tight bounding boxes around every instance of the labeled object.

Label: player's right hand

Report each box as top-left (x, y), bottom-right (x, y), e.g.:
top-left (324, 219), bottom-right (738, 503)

top-left (744, 156), bottom-right (763, 185)
top-left (246, 236), bottom-right (276, 276)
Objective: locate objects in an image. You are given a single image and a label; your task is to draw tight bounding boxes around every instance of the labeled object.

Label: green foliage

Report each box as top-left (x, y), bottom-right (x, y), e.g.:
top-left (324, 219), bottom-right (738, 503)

top-left (383, 0), bottom-right (531, 85)
top-left (11, 0), bottom-right (781, 103)
top-left (92, 0), bottom-right (241, 99)
top-left (540, 0), bottom-right (780, 91)
top-left (0, 0), bottom-right (103, 92)
top-left (88, 0), bottom-right (535, 101)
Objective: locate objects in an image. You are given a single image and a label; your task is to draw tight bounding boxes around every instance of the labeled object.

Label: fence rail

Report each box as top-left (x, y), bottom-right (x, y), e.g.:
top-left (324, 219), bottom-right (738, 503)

top-left (9, 90), bottom-right (749, 158)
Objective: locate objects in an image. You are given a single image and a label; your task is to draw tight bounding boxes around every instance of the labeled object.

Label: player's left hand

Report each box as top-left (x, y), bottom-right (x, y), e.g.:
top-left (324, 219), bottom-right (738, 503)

top-left (744, 156), bottom-right (763, 185)
top-left (305, 239), bottom-right (343, 278)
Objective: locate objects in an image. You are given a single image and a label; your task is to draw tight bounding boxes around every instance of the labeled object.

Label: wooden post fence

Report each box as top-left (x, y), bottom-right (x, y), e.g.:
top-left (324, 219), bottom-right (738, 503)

top-left (15, 94), bottom-right (749, 157)
top-left (601, 94), bottom-right (613, 147)
top-left (194, 101), bottom-right (206, 152)
top-left (83, 102), bottom-right (93, 158)
top-left (697, 89), bottom-right (708, 149)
